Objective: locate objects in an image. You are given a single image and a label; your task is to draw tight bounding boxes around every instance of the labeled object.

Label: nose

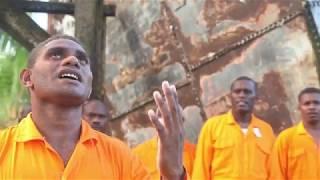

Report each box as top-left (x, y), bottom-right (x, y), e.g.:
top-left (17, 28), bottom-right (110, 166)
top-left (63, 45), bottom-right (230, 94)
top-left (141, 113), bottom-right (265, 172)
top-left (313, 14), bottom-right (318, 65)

top-left (92, 117), bottom-right (102, 124)
top-left (238, 90), bottom-right (246, 98)
top-left (62, 55), bottom-right (80, 68)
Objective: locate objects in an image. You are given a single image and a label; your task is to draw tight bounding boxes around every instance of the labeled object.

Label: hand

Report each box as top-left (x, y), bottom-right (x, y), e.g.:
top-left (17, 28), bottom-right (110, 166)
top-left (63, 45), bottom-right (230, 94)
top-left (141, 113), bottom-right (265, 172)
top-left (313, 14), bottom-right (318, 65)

top-left (148, 81), bottom-right (184, 180)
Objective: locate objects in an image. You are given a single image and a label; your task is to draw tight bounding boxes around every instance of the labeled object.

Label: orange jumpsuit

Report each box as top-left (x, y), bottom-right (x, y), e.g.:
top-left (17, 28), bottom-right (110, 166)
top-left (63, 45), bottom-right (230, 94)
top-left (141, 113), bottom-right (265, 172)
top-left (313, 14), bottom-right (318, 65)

top-left (0, 114), bottom-right (149, 179)
top-left (192, 111), bottom-right (275, 180)
top-left (268, 122), bottom-right (320, 180)
top-left (133, 137), bottom-right (195, 179)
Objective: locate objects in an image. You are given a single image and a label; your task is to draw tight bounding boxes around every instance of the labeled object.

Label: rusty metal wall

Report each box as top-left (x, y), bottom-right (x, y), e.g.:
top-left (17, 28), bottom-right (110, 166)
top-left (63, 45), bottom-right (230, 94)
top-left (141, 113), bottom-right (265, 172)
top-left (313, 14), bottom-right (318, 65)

top-left (49, 0), bottom-right (319, 147)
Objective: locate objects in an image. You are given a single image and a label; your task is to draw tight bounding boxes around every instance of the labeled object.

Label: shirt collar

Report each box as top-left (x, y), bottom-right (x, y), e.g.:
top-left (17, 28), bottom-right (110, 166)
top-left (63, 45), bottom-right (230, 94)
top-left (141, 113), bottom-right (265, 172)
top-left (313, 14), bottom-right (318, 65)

top-left (15, 113), bottom-right (98, 143)
top-left (296, 121), bottom-right (308, 135)
top-left (226, 110), bottom-right (259, 128)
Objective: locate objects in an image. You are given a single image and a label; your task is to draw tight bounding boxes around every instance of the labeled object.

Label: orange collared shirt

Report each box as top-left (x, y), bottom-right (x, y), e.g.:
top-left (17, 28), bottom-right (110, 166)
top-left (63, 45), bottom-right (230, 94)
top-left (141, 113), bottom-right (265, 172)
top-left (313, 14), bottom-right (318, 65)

top-left (133, 137), bottom-right (195, 179)
top-left (268, 122), bottom-right (320, 180)
top-left (0, 114), bottom-right (149, 179)
top-left (192, 111), bottom-right (275, 180)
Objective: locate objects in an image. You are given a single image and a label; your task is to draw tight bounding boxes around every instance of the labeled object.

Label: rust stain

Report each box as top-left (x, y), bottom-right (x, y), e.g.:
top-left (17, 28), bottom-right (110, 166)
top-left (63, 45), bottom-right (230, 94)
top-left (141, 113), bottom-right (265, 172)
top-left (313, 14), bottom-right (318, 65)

top-left (255, 71), bottom-right (292, 134)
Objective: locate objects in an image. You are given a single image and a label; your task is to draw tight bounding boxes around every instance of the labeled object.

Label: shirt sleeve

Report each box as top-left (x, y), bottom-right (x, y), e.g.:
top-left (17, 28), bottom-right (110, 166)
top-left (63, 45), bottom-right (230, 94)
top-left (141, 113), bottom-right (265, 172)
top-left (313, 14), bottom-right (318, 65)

top-left (268, 131), bottom-right (288, 180)
top-left (192, 120), bottom-right (215, 180)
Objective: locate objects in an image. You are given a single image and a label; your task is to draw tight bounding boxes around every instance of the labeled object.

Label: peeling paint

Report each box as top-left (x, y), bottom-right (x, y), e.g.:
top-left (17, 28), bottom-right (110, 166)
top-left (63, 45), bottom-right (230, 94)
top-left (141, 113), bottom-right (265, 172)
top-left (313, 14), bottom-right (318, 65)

top-left (49, 0), bottom-right (318, 145)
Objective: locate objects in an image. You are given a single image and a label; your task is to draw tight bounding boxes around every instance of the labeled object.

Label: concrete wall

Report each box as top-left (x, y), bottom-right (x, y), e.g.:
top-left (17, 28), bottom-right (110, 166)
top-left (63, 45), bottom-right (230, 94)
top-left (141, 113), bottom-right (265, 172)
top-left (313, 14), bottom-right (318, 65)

top-left (49, 0), bottom-right (319, 147)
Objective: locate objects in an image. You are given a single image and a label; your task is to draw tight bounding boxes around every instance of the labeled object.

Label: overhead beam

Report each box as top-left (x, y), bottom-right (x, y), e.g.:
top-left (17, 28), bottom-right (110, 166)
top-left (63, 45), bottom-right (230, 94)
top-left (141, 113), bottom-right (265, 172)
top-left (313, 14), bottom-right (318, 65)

top-left (0, 0), bottom-right (49, 50)
top-left (10, 0), bottom-right (116, 16)
top-left (75, 0), bottom-right (106, 99)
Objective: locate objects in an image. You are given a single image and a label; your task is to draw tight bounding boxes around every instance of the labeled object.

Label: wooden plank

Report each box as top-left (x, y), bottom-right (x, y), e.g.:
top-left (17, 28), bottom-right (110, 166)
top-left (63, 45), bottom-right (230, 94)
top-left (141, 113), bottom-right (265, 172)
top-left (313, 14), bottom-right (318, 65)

top-left (74, 0), bottom-right (106, 99)
top-left (0, 0), bottom-right (49, 50)
top-left (10, 0), bottom-right (116, 16)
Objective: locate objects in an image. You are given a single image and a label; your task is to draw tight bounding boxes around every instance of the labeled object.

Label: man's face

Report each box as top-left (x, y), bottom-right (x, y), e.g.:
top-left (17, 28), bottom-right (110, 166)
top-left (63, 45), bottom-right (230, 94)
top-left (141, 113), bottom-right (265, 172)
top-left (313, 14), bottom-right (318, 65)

top-left (299, 93), bottom-right (320, 126)
top-left (231, 80), bottom-right (256, 114)
top-left (24, 39), bottom-right (92, 106)
top-left (83, 100), bottom-right (111, 133)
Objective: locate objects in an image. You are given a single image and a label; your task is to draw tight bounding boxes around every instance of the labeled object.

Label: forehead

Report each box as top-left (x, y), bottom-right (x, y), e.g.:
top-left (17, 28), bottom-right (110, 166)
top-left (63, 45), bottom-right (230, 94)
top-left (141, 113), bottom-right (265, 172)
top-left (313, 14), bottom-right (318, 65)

top-left (232, 79), bottom-right (255, 90)
top-left (84, 100), bottom-right (108, 114)
top-left (300, 93), bottom-right (320, 102)
top-left (42, 39), bottom-right (86, 55)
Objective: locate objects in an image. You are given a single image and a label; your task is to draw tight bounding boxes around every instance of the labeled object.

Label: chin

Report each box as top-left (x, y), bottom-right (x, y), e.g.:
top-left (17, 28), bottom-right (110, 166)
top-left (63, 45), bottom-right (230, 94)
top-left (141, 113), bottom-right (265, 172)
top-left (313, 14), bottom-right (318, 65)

top-left (308, 119), bottom-right (320, 126)
top-left (237, 109), bottom-right (250, 114)
top-left (53, 92), bottom-right (88, 106)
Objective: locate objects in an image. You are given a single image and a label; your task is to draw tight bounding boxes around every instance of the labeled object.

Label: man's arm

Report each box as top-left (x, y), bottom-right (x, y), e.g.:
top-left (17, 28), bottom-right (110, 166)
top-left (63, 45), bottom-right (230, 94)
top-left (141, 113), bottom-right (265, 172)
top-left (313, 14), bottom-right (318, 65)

top-left (148, 81), bottom-right (184, 180)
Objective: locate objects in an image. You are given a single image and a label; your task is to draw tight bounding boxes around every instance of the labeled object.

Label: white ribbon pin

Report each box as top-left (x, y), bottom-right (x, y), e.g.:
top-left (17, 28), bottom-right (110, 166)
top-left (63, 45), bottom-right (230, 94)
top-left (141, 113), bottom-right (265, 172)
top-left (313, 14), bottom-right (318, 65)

top-left (253, 127), bottom-right (262, 138)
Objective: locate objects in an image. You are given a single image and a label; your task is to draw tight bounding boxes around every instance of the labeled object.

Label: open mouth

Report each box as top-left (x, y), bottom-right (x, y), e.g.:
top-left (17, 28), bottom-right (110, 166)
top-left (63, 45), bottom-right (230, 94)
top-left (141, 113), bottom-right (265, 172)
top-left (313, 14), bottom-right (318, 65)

top-left (237, 101), bottom-right (248, 106)
top-left (58, 70), bottom-right (81, 82)
top-left (60, 73), bottom-right (79, 80)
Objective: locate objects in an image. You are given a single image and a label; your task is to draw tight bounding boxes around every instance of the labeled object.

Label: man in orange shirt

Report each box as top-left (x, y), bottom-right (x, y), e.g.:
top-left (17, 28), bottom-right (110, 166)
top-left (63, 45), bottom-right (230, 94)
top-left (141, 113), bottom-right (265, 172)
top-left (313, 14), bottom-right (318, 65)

top-left (133, 108), bottom-right (196, 179)
top-left (192, 76), bottom-right (275, 180)
top-left (269, 87), bottom-right (320, 180)
top-left (0, 35), bottom-right (185, 179)
top-left (82, 98), bottom-right (112, 135)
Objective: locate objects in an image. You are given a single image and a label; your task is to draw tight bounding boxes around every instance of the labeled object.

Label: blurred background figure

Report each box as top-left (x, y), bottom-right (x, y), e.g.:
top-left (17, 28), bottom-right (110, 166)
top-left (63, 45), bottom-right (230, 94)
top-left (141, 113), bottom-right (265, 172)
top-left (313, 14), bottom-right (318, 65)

top-left (82, 98), bottom-right (112, 136)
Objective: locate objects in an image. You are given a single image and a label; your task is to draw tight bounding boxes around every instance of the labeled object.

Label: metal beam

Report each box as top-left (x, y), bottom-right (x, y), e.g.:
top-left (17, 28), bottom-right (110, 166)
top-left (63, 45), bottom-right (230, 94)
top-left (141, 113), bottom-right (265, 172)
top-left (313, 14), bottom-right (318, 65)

top-left (304, 0), bottom-right (320, 84)
top-left (9, 0), bottom-right (116, 16)
top-left (0, 0), bottom-right (49, 50)
top-left (75, 0), bottom-right (106, 99)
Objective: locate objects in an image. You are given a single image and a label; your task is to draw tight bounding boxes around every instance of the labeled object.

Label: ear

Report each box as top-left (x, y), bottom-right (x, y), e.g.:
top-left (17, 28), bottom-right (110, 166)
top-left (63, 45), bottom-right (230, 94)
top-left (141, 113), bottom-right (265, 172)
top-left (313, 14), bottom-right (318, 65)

top-left (20, 69), bottom-right (33, 89)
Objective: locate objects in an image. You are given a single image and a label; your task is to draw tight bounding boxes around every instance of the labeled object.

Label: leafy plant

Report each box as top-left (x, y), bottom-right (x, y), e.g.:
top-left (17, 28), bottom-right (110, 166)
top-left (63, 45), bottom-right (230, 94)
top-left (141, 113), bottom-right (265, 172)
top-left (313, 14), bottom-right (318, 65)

top-left (0, 31), bottom-right (29, 128)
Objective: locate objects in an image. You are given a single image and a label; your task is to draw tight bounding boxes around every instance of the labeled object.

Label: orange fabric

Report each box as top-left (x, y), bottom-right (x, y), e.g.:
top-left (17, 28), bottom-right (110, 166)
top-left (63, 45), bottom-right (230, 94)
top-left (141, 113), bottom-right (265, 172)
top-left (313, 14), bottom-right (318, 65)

top-left (268, 122), bottom-right (320, 180)
top-left (0, 114), bottom-right (149, 179)
top-left (192, 111), bottom-right (275, 180)
top-left (133, 137), bottom-right (195, 179)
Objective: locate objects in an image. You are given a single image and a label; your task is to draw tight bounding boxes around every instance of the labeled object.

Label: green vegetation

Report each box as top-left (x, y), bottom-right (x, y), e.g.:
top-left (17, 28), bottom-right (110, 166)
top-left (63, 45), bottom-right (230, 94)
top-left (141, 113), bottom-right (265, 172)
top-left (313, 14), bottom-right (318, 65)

top-left (0, 31), bottom-right (29, 128)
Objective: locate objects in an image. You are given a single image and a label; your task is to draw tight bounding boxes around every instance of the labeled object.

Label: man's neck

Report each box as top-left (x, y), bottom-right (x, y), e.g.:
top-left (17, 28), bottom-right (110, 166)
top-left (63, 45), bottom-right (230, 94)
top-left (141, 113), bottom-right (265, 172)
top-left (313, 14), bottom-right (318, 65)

top-left (232, 110), bottom-right (252, 128)
top-left (31, 103), bottom-right (82, 140)
top-left (30, 99), bottom-right (82, 166)
top-left (303, 120), bottom-right (320, 146)
top-left (304, 120), bottom-right (320, 131)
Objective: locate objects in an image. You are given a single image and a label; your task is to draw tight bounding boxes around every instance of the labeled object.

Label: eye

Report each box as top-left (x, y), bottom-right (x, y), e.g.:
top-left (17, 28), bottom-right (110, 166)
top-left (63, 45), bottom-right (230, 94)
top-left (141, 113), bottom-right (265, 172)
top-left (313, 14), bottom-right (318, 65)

top-left (52, 54), bottom-right (62, 60)
top-left (48, 49), bottom-right (64, 60)
top-left (78, 55), bottom-right (89, 65)
top-left (76, 53), bottom-right (89, 65)
top-left (244, 89), bottom-right (252, 94)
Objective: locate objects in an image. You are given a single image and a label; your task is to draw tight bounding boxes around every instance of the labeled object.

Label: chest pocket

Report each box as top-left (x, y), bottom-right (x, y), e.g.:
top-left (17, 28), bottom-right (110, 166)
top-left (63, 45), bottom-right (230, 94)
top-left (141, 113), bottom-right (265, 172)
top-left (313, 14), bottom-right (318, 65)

top-left (211, 139), bottom-right (235, 175)
top-left (289, 148), bottom-right (305, 157)
top-left (288, 148), bottom-right (305, 166)
top-left (255, 139), bottom-right (272, 155)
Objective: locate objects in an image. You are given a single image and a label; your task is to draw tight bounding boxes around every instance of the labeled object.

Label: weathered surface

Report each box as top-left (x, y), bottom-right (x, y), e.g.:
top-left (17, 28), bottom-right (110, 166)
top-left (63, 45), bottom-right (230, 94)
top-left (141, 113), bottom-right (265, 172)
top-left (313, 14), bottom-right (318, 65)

top-left (49, 0), bottom-right (319, 146)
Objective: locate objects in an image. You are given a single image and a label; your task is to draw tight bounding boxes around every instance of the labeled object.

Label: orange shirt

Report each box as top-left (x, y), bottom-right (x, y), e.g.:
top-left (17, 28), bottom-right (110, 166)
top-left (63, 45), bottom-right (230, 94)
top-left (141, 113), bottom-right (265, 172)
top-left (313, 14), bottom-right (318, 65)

top-left (268, 122), bottom-right (320, 180)
top-left (192, 111), bottom-right (275, 180)
top-left (133, 137), bottom-right (195, 179)
top-left (0, 114), bottom-right (149, 179)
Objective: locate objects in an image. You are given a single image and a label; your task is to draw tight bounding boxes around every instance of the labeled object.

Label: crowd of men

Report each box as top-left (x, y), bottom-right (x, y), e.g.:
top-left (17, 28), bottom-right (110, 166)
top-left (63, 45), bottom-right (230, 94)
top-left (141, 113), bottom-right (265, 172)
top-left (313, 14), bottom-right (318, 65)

top-left (0, 35), bottom-right (319, 179)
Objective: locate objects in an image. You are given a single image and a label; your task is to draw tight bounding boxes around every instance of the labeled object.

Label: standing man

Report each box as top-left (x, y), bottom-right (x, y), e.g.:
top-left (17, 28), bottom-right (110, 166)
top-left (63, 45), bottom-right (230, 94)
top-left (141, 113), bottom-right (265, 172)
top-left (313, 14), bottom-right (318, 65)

top-left (0, 35), bottom-right (185, 179)
top-left (269, 87), bottom-right (320, 180)
top-left (83, 98), bottom-right (112, 135)
top-left (192, 76), bottom-right (275, 180)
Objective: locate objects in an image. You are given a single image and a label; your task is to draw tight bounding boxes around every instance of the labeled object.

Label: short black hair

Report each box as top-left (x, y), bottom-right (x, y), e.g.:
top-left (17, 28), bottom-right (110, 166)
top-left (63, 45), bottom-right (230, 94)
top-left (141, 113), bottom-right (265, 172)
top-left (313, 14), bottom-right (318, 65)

top-left (28, 34), bottom-right (82, 68)
top-left (298, 87), bottom-right (320, 102)
top-left (82, 98), bottom-right (111, 112)
top-left (230, 76), bottom-right (257, 91)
